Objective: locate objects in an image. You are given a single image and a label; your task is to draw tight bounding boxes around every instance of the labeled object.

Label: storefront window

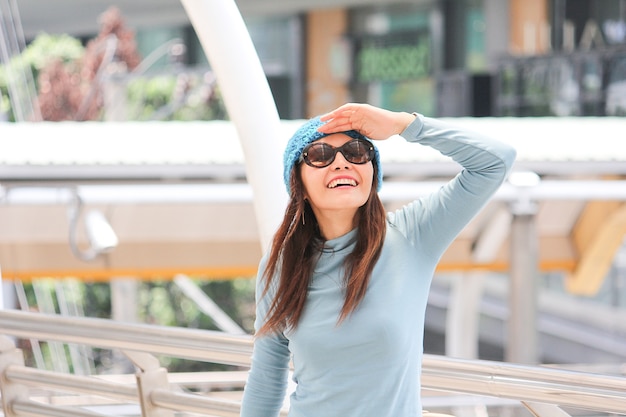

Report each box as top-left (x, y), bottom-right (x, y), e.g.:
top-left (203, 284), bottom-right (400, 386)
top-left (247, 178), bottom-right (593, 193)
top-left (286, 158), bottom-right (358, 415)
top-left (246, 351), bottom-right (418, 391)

top-left (355, 31), bottom-right (430, 83)
top-left (466, 6), bottom-right (487, 71)
top-left (349, 5), bottom-right (437, 114)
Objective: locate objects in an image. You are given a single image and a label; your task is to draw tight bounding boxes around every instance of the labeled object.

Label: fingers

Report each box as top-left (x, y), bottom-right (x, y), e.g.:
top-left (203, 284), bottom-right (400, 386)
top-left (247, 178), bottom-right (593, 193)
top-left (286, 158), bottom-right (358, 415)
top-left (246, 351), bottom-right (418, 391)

top-left (316, 103), bottom-right (414, 141)
top-left (318, 103), bottom-right (365, 134)
top-left (319, 103), bottom-right (360, 122)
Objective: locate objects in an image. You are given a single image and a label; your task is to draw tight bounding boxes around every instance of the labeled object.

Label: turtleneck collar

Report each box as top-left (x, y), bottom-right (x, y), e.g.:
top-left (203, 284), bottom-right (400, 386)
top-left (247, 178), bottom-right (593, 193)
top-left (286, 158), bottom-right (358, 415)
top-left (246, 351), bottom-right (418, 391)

top-left (321, 228), bottom-right (358, 253)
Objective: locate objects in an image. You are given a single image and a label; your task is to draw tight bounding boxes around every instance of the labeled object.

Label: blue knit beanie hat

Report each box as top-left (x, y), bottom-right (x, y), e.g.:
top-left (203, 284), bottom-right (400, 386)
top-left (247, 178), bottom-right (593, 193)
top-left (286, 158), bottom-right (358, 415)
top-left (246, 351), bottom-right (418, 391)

top-left (283, 116), bottom-right (383, 195)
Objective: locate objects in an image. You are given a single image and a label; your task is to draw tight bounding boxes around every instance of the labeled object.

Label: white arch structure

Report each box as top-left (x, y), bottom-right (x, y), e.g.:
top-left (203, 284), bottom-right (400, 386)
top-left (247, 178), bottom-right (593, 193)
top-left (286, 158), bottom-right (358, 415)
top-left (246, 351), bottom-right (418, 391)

top-left (179, 0), bottom-right (287, 251)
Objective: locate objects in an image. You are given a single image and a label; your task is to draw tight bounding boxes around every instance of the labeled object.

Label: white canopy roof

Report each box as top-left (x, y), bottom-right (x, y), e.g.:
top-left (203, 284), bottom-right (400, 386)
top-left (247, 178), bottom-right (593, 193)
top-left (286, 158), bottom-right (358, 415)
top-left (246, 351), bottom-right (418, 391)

top-left (1, 118), bottom-right (625, 182)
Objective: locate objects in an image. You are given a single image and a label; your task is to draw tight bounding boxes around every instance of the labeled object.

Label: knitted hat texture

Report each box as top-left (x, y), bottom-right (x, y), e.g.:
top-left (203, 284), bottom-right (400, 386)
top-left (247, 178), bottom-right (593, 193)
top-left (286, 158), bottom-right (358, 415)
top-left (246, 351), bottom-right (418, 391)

top-left (283, 116), bottom-right (383, 195)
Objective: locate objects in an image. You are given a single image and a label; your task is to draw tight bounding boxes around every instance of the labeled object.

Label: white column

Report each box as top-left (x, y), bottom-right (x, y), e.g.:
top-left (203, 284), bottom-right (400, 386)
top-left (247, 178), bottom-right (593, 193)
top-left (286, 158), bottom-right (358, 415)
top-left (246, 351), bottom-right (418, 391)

top-left (506, 210), bottom-right (539, 364)
top-left (506, 173), bottom-right (541, 364)
top-left (445, 273), bottom-right (485, 359)
top-left (179, 0), bottom-right (287, 251)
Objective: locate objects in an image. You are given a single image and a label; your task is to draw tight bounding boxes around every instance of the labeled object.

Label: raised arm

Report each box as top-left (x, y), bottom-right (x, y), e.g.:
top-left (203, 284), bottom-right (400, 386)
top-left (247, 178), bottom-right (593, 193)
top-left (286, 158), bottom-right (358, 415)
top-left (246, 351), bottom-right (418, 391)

top-left (391, 113), bottom-right (516, 259)
top-left (318, 103), bottom-right (516, 260)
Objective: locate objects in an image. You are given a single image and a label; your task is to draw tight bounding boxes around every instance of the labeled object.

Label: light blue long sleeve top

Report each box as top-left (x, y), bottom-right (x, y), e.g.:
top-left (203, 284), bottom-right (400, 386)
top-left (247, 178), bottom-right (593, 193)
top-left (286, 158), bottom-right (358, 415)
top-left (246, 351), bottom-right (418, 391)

top-left (240, 114), bottom-right (517, 417)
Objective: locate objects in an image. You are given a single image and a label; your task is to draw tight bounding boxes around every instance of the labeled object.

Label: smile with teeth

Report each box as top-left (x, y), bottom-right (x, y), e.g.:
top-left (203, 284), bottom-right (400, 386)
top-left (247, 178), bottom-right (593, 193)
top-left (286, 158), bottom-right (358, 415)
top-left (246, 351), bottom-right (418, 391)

top-left (328, 178), bottom-right (358, 188)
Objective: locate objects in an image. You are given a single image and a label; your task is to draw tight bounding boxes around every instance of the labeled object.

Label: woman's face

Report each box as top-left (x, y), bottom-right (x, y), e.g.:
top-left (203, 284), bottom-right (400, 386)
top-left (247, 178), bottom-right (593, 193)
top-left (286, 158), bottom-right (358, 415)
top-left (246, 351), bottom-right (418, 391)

top-left (300, 133), bottom-right (374, 219)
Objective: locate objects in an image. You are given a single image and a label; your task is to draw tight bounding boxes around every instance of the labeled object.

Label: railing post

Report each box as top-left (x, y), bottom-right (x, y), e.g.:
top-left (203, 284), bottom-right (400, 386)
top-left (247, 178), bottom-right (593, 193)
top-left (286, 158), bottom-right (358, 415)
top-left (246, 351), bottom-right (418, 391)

top-left (125, 350), bottom-right (175, 417)
top-left (0, 336), bottom-right (28, 417)
top-left (507, 173), bottom-right (540, 365)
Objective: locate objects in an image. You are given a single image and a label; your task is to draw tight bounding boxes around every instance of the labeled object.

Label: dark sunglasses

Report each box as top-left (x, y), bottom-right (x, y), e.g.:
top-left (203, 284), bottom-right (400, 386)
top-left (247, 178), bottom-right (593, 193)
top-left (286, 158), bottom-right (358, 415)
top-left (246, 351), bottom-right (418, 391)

top-left (300, 138), bottom-right (375, 168)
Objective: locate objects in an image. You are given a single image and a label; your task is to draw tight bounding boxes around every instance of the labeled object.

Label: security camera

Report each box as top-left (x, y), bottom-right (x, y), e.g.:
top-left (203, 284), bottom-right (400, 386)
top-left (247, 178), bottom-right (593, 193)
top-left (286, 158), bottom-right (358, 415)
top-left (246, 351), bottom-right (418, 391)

top-left (85, 210), bottom-right (118, 253)
top-left (68, 193), bottom-right (119, 262)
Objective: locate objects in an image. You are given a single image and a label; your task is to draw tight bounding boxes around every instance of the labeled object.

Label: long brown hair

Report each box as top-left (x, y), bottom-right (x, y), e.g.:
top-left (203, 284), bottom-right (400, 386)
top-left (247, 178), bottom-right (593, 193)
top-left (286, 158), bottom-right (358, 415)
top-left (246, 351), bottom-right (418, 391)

top-left (257, 162), bottom-right (386, 335)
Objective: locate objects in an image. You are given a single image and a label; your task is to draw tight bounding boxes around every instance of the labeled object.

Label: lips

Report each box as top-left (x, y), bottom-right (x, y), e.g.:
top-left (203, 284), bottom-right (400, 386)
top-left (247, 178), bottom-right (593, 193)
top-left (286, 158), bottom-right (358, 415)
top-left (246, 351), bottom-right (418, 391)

top-left (327, 177), bottom-right (358, 188)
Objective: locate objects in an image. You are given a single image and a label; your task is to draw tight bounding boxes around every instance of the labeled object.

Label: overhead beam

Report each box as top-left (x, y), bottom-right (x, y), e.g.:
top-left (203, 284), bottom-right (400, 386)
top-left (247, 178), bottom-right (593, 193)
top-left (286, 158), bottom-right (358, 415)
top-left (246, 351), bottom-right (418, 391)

top-left (471, 205), bottom-right (513, 263)
top-left (567, 203), bottom-right (626, 295)
top-left (572, 201), bottom-right (622, 253)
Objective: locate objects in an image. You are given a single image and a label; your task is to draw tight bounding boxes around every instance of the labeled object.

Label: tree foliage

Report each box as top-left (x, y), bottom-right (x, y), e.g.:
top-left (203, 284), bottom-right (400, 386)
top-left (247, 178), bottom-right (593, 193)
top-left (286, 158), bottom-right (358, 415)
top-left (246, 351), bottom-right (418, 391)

top-left (38, 7), bottom-right (141, 121)
top-left (0, 33), bottom-right (83, 121)
top-left (1, 6), bottom-right (227, 122)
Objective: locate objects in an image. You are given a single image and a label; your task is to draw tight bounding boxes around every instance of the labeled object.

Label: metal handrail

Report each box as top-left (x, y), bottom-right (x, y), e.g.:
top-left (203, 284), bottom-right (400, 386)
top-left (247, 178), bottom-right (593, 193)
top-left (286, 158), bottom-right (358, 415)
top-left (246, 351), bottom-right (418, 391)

top-left (0, 309), bottom-right (253, 366)
top-left (5, 364), bottom-right (285, 417)
top-left (5, 365), bottom-right (138, 401)
top-left (1, 309), bottom-right (625, 415)
top-left (421, 355), bottom-right (626, 414)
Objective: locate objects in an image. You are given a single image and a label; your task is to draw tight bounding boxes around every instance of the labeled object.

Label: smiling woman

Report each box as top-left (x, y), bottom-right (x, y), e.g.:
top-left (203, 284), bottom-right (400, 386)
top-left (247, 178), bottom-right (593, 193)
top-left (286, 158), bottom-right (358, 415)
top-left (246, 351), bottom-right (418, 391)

top-left (240, 102), bottom-right (517, 417)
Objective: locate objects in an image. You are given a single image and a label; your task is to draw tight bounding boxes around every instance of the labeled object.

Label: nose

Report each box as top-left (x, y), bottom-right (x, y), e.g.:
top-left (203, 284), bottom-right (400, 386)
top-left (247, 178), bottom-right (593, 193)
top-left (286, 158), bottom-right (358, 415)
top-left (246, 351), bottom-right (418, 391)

top-left (330, 150), bottom-right (351, 169)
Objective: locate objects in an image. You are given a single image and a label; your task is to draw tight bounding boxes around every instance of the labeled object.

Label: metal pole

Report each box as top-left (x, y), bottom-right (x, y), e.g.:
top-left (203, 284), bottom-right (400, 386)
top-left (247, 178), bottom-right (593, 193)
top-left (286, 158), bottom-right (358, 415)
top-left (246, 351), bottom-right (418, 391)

top-left (505, 173), bottom-right (540, 365)
top-left (506, 209), bottom-right (539, 364)
top-left (174, 275), bottom-right (246, 335)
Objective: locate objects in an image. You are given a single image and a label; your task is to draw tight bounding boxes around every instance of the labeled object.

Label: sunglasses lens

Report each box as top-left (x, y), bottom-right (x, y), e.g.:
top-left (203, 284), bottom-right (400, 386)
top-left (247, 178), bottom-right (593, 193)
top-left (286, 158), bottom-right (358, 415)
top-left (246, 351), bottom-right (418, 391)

top-left (302, 139), bottom-right (374, 167)
top-left (304, 143), bottom-right (335, 167)
top-left (343, 140), bottom-right (373, 164)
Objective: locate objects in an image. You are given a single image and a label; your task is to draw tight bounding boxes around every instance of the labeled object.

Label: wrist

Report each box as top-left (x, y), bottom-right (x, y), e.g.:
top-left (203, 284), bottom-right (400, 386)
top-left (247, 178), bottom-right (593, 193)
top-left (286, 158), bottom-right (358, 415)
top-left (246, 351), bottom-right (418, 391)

top-left (398, 112), bottom-right (417, 133)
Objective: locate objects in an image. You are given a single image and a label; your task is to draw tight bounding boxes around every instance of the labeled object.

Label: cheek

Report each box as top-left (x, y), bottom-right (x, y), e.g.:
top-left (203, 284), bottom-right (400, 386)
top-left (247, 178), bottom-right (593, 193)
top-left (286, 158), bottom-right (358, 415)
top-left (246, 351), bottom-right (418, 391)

top-left (361, 164), bottom-right (375, 188)
top-left (300, 166), bottom-right (319, 197)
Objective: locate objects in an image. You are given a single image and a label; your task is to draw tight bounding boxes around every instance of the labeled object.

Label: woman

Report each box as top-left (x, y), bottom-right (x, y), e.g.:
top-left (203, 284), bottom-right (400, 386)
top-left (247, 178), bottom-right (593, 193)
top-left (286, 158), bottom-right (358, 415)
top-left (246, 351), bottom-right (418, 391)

top-left (240, 103), bottom-right (516, 417)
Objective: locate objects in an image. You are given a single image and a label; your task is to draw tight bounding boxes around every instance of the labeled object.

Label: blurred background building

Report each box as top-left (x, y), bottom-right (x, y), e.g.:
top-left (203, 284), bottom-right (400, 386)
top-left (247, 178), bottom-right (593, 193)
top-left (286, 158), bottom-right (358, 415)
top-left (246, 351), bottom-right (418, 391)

top-left (9, 0), bottom-right (626, 120)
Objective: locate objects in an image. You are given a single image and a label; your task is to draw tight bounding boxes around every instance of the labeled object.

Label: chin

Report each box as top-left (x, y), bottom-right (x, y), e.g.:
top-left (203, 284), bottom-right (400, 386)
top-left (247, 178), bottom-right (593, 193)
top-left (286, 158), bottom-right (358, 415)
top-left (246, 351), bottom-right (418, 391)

top-left (331, 195), bottom-right (370, 209)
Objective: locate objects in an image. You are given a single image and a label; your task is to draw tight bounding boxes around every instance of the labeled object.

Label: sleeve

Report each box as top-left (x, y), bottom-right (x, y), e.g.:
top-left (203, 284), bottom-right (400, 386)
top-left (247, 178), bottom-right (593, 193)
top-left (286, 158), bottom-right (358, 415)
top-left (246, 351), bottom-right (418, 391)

top-left (387, 113), bottom-right (517, 260)
top-left (240, 254), bottom-right (291, 417)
